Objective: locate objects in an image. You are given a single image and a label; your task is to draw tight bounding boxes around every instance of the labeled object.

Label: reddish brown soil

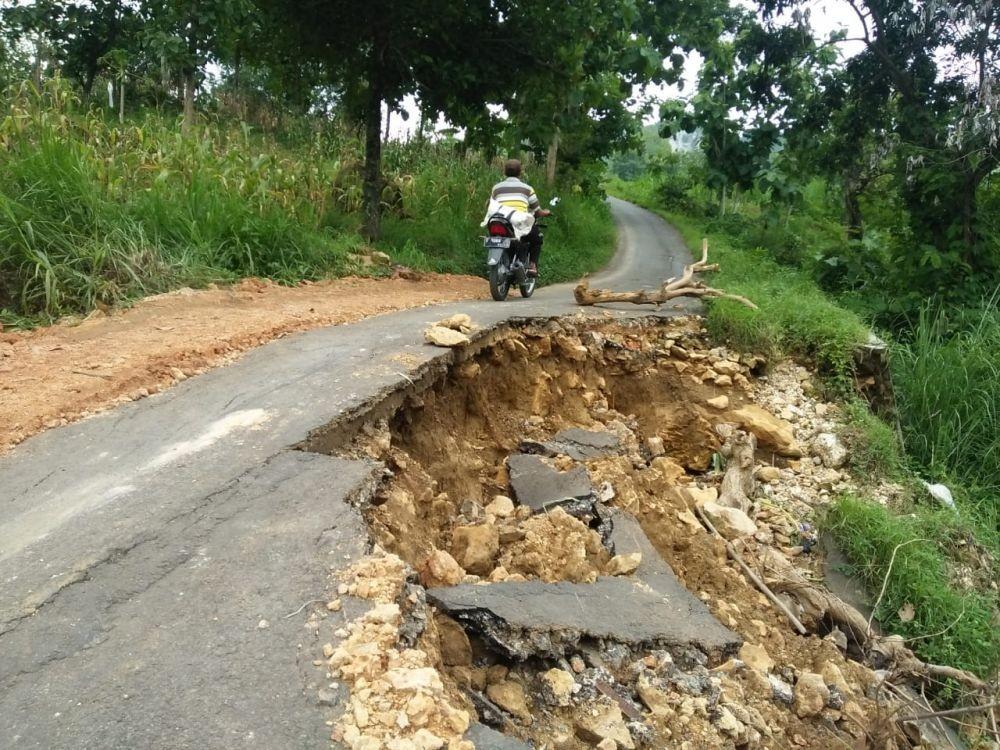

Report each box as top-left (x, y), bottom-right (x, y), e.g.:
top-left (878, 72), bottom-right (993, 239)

top-left (0, 274), bottom-right (485, 454)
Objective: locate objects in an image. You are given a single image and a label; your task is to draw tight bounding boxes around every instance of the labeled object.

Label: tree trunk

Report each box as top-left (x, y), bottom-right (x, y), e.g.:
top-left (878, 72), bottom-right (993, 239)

top-left (182, 69), bottom-right (196, 132)
top-left (720, 185), bottom-right (728, 217)
top-left (383, 106), bottom-right (391, 144)
top-left (545, 130), bottom-right (559, 187)
top-left (960, 167), bottom-right (978, 264)
top-left (363, 81), bottom-right (384, 240)
top-left (118, 75), bottom-right (125, 123)
top-left (843, 186), bottom-right (864, 241)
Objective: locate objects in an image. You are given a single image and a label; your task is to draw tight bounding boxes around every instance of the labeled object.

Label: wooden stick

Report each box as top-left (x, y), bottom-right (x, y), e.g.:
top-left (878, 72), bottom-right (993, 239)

top-left (693, 504), bottom-right (808, 635)
top-left (898, 701), bottom-right (1000, 722)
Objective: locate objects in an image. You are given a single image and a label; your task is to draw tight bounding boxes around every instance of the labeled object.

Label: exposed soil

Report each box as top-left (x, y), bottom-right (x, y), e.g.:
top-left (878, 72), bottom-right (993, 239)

top-left (319, 317), bottom-right (921, 750)
top-left (0, 274), bottom-right (484, 454)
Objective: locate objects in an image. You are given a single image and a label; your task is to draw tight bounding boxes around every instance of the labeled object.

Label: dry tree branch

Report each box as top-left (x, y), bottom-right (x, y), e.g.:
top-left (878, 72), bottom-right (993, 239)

top-left (574, 239), bottom-right (759, 310)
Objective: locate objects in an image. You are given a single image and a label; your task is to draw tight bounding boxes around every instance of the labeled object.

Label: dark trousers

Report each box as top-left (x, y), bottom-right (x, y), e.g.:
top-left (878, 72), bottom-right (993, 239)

top-left (522, 224), bottom-right (542, 264)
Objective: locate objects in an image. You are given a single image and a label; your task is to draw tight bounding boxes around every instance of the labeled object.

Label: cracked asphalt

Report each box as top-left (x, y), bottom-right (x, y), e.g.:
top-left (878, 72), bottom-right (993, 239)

top-left (0, 198), bottom-right (694, 749)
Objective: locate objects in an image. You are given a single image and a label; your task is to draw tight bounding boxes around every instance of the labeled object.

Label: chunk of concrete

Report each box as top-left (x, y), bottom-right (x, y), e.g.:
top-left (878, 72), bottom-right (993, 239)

top-left (427, 575), bottom-right (740, 664)
top-left (519, 428), bottom-right (622, 461)
top-left (506, 453), bottom-right (594, 514)
top-left (465, 722), bottom-right (532, 750)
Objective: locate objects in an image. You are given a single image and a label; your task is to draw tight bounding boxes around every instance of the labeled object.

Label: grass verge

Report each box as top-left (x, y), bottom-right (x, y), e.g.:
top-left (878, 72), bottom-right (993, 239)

top-left (826, 496), bottom-right (998, 679)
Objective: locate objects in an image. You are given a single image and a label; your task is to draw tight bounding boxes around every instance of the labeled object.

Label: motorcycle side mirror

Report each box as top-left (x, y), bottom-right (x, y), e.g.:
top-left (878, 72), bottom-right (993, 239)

top-left (549, 197), bottom-right (560, 207)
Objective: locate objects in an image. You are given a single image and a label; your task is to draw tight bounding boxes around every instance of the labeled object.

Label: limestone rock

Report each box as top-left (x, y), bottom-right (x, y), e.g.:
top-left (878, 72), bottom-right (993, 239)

top-left (636, 677), bottom-right (672, 717)
top-left (819, 661), bottom-right (852, 699)
top-left (419, 549), bottom-right (466, 588)
top-left (732, 405), bottom-right (803, 457)
top-left (575, 703), bottom-right (635, 749)
top-left (485, 495), bottom-right (515, 518)
top-left (702, 501), bottom-right (757, 540)
top-left (437, 313), bottom-right (474, 332)
top-left (812, 432), bottom-right (847, 468)
top-left (451, 525), bottom-right (500, 575)
top-left (605, 553), bottom-right (642, 576)
top-left (713, 360), bottom-right (741, 376)
top-left (540, 668), bottom-right (576, 707)
top-left (386, 667), bottom-right (444, 693)
top-left (706, 395), bottom-right (730, 410)
top-left (486, 680), bottom-right (532, 723)
top-left (424, 325), bottom-right (470, 348)
top-left (793, 672), bottom-right (830, 718)
top-left (739, 643), bottom-right (775, 674)
top-left (756, 465), bottom-right (781, 483)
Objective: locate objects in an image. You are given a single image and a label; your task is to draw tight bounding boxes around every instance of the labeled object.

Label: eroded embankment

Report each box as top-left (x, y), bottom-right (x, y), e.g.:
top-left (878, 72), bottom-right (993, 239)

top-left (307, 316), bottom-right (922, 750)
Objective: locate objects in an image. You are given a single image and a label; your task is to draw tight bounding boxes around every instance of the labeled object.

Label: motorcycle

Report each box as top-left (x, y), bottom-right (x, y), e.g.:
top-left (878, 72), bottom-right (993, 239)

top-left (483, 198), bottom-right (558, 301)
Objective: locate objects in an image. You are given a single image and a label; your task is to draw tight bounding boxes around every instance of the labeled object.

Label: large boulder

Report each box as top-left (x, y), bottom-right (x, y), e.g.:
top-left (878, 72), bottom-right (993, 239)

top-left (812, 432), bottom-right (848, 468)
top-left (732, 405), bottom-right (803, 457)
top-left (701, 501), bottom-right (758, 540)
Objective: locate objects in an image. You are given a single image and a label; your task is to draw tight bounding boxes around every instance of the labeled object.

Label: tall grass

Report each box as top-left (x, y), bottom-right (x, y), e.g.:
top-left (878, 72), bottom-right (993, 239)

top-left (894, 299), bottom-right (1000, 498)
top-left (0, 78), bottom-right (616, 325)
top-left (827, 496), bottom-right (998, 678)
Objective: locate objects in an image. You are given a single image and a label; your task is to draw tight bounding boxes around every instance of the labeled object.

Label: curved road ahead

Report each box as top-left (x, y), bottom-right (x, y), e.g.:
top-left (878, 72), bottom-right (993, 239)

top-left (0, 199), bottom-right (694, 749)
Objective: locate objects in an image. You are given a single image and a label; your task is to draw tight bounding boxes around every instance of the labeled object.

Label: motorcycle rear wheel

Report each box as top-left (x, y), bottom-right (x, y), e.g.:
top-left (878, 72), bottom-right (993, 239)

top-left (489, 265), bottom-right (510, 301)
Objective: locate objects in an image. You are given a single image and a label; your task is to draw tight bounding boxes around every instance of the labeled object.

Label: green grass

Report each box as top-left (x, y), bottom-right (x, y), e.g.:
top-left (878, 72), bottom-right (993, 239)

top-left (606, 177), bottom-right (869, 379)
top-left (840, 400), bottom-right (906, 479)
top-left (827, 496), bottom-right (998, 679)
top-left (0, 80), bottom-right (615, 327)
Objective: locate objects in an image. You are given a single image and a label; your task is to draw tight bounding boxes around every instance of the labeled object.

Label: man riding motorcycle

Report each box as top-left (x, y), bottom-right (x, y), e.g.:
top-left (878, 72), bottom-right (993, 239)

top-left (486, 159), bottom-right (550, 277)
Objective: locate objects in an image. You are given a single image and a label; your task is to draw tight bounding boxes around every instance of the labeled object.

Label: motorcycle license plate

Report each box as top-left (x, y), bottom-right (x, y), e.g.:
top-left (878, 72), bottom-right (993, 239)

top-left (485, 237), bottom-right (511, 248)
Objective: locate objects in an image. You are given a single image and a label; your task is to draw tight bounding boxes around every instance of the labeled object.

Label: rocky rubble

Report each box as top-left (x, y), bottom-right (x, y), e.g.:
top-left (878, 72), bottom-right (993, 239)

top-left (330, 316), bottom-right (950, 749)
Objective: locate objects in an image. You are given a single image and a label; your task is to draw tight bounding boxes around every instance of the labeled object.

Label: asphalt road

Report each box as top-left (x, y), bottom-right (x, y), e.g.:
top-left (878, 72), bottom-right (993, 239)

top-left (0, 198), bottom-right (694, 749)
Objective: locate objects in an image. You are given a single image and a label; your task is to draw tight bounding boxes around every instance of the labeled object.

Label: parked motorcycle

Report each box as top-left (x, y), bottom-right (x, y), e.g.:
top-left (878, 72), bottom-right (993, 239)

top-left (482, 198), bottom-right (558, 301)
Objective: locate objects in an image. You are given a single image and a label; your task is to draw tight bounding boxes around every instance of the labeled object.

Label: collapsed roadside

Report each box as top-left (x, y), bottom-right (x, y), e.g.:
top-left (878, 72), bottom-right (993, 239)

top-left (304, 316), bottom-right (997, 749)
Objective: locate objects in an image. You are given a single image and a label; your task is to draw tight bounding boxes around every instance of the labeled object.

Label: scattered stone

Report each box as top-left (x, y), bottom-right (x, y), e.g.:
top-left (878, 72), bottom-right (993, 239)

top-left (793, 672), bottom-right (830, 718)
top-left (636, 677), bottom-right (672, 717)
top-left (739, 643), bottom-right (775, 674)
top-left (756, 466), bottom-right (781, 483)
top-left (540, 668), bottom-right (577, 706)
top-left (451, 525), bottom-right (500, 576)
top-left (605, 553), bottom-right (642, 576)
top-left (706, 395), bottom-right (729, 410)
top-left (731, 405), bottom-right (803, 456)
top-left (812, 433), bottom-right (848, 468)
top-left (506, 454), bottom-right (594, 515)
top-left (485, 495), bottom-right (515, 518)
top-left (646, 436), bottom-right (666, 457)
top-left (700, 502), bottom-right (757, 540)
top-left (486, 681), bottom-right (532, 723)
top-left (769, 675), bottom-right (794, 704)
top-left (819, 661), bottom-right (853, 699)
top-left (437, 313), bottom-right (474, 332)
top-left (419, 549), bottom-right (466, 587)
top-left (575, 703), bottom-right (635, 749)
top-left (424, 325), bottom-right (470, 348)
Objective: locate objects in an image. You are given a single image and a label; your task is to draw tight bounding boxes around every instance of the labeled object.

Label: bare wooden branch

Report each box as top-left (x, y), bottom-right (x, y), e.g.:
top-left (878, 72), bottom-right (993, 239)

top-left (574, 238), bottom-right (758, 310)
top-left (693, 504), bottom-right (808, 635)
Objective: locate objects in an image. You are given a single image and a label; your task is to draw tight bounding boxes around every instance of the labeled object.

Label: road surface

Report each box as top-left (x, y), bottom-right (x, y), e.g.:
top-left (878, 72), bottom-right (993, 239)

top-left (0, 198), bottom-right (694, 749)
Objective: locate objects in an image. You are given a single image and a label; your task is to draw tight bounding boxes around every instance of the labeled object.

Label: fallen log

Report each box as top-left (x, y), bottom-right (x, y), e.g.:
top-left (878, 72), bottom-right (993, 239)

top-left (574, 239), bottom-right (758, 309)
top-left (717, 429), bottom-right (757, 513)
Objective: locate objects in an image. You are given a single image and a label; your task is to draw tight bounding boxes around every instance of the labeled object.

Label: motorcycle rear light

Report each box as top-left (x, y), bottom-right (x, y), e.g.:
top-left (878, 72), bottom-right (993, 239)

top-left (488, 223), bottom-right (510, 236)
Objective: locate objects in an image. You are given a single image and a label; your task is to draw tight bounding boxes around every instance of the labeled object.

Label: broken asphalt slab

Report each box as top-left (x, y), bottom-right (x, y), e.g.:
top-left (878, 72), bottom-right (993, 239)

top-left (427, 574), bottom-right (740, 664)
top-left (506, 453), bottom-right (594, 515)
top-left (519, 427), bottom-right (622, 461)
top-left (465, 722), bottom-right (533, 750)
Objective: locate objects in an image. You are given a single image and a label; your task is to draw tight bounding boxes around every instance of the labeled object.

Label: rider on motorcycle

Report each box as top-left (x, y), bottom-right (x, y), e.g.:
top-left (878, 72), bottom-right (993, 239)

top-left (489, 159), bottom-right (551, 277)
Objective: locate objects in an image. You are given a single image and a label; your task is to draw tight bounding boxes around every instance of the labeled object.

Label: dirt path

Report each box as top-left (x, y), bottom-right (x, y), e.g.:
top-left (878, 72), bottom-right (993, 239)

top-left (0, 274), bottom-right (484, 453)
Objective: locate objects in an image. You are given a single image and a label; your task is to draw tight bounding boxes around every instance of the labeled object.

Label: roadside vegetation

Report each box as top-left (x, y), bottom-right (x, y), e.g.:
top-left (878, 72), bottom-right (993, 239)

top-left (606, 134), bottom-right (999, 682)
top-left (0, 80), bottom-right (612, 326)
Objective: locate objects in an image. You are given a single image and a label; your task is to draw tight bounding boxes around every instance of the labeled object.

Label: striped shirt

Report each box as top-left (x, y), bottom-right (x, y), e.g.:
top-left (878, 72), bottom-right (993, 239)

top-left (491, 176), bottom-right (540, 214)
